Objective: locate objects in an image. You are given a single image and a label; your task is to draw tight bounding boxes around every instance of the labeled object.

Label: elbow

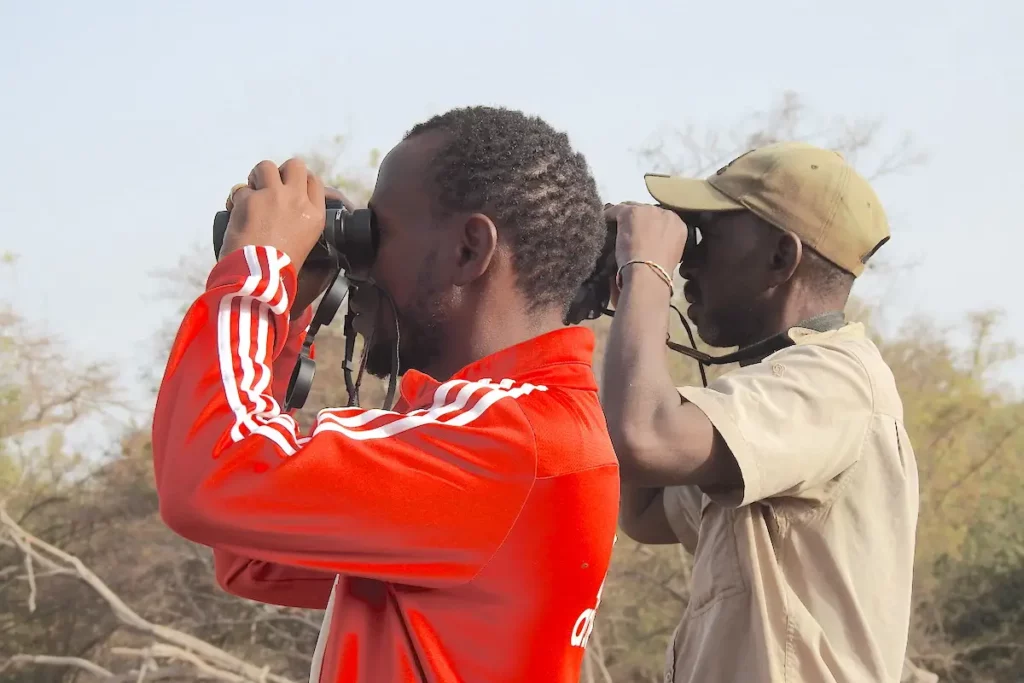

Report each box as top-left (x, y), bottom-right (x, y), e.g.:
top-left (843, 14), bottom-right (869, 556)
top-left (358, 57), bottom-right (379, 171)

top-left (159, 494), bottom-right (218, 548)
top-left (213, 551), bottom-right (251, 597)
top-left (616, 486), bottom-right (677, 545)
top-left (603, 393), bottom-right (659, 470)
top-left (604, 414), bottom-right (642, 463)
top-left (153, 454), bottom-right (223, 548)
top-left (618, 519), bottom-right (669, 546)
top-left (615, 451), bottom-right (657, 485)
top-left (617, 510), bottom-right (652, 544)
top-left (607, 424), bottom-right (665, 486)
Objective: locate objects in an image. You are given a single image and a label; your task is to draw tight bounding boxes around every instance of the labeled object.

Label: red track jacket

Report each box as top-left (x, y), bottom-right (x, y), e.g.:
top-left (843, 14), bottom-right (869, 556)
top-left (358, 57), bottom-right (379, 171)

top-left (151, 246), bottom-right (620, 683)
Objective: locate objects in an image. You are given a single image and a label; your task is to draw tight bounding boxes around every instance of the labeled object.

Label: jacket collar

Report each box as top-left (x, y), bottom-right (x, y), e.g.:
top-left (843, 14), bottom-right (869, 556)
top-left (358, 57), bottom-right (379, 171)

top-left (398, 327), bottom-right (597, 406)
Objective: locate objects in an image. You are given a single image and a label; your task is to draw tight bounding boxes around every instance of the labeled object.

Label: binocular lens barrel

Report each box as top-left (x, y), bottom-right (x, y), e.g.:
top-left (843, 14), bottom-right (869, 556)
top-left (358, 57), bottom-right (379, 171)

top-left (211, 205), bottom-right (377, 271)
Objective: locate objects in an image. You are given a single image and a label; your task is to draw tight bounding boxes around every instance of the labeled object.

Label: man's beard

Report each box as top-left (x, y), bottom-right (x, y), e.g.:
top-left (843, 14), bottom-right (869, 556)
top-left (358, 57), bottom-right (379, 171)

top-left (363, 287), bottom-right (446, 380)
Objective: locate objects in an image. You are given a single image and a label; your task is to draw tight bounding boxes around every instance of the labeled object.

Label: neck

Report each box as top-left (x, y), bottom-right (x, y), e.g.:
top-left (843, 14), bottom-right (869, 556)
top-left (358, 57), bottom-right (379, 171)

top-left (776, 300), bottom-right (844, 336)
top-left (735, 296), bottom-right (847, 367)
top-left (422, 305), bottom-right (565, 381)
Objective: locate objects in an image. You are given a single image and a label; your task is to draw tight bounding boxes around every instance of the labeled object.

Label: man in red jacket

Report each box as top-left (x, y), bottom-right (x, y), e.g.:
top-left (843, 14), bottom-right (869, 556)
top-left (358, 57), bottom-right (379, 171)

top-left (151, 106), bottom-right (620, 683)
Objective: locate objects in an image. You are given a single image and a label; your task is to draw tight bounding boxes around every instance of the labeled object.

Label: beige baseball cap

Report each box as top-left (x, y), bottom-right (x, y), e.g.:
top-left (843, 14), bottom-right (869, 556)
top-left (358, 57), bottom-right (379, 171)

top-left (644, 141), bottom-right (890, 276)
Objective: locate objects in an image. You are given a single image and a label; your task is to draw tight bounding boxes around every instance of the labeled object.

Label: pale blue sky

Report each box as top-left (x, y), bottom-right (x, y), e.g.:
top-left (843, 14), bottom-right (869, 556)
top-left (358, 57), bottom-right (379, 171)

top-left (2, 0), bottom-right (1022, 439)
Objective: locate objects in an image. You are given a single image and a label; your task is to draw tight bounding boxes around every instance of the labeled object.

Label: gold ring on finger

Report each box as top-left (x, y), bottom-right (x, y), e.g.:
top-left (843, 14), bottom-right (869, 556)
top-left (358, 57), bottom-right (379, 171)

top-left (226, 182), bottom-right (248, 210)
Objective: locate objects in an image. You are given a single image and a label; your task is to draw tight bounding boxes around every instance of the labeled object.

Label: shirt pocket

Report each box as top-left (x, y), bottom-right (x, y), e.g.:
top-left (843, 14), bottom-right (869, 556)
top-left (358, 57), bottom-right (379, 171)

top-left (685, 494), bottom-right (746, 618)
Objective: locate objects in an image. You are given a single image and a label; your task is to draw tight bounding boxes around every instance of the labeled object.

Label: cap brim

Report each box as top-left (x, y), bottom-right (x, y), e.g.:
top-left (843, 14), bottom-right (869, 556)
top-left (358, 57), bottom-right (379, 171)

top-left (644, 174), bottom-right (743, 213)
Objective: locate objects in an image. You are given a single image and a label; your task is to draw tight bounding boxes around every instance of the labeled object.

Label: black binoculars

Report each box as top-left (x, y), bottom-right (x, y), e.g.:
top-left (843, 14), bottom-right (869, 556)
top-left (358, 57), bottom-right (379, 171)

top-left (211, 200), bottom-right (697, 329)
top-left (563, 214), bottom-right (699, 326)
top-left (212, 199), bottom-right (379, 273)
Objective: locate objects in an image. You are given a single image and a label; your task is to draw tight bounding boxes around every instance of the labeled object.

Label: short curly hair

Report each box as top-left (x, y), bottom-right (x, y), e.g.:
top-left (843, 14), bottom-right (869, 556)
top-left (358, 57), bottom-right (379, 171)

top-left (404, 106), bottom-right (605, 313)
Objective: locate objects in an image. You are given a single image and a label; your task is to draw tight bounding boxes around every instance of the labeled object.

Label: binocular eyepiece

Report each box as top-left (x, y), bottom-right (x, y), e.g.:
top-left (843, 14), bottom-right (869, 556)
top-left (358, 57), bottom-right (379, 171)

top-left (212, 199), bottom-right (379, 273)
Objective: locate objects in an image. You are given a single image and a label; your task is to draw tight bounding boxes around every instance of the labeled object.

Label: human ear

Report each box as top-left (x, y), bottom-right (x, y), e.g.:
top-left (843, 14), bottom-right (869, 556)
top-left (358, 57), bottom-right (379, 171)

top-left (451, 213), bottom-right (498, 286)
top-left (769, 231), bottom-right (802, 286)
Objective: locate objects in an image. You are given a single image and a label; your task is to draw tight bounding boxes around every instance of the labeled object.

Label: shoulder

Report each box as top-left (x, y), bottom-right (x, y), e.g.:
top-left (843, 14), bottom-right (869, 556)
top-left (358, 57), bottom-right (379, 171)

top-left (675, 325), bottom-right (880, 465)
top-left (516, 384), bottom-right (619, 478)
top-left (689, 324), bottom-right (879, 409)
top-left (791, 322), bottom-right (905, 416)
top-left (676, 325), bottom-right (893, 506)
top-left (403, 375), bottom-right (613, 476)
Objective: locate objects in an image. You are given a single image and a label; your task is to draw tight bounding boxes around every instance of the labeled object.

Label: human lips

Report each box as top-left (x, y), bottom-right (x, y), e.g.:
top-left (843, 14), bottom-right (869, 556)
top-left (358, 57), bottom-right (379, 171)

top-left (682, 281), bottom-right (701, 305)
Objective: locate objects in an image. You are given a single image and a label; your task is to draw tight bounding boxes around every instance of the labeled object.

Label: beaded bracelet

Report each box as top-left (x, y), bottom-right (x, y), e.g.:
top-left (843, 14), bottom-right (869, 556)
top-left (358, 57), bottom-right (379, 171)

top-left (615, 259), bottom-right (674, 297)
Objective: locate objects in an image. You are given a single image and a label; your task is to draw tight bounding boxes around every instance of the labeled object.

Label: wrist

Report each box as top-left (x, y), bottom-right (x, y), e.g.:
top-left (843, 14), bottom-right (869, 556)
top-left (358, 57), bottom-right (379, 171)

top-left (221, 235), bottom-right (306, 272)
top-left (208, 245), bottom-right (298, 318)
top-left (289, 302), bottom-right (314, 326)
top-left (617, 260), bottom-right (674, 300)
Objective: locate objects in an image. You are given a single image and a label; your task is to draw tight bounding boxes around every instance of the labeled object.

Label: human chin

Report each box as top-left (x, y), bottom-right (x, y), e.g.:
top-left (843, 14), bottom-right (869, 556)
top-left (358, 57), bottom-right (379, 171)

top-left (364, 345), bottom-right (433, 380)
top-left (364, 327), bottom-right (441, 379)
top-left (695, 323), bottom-right (726, 348)
top-left (364, 339), bottom-right (395, 379)
top-left (692, 309), bottom-right (732, 349)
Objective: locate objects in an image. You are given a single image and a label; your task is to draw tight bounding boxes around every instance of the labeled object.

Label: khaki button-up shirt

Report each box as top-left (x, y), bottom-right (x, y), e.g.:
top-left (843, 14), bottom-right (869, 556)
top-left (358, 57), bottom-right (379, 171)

top-left (663, 323), bottom-right (920, 683)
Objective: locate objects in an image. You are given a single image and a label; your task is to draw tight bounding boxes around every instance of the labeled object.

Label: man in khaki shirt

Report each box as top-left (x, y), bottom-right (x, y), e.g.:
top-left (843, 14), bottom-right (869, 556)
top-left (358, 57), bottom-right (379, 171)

top-left (602, 142), bottom-right (921, 682)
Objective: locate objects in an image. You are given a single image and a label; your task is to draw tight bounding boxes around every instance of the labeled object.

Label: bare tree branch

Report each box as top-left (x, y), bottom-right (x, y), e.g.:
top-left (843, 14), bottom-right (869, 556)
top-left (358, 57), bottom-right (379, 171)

top-left (0, 505), bottom-right (299, 683)
top-left (0, 653), bottom-right (114, 678)
top-left (634, 90), bottom-right (928, 184)
top-left (0, 308), bottom-right (122, 441)
top-left (112, 644), bottom-right (259, 683)
top-left (0, 655), bottom-right (199, 682)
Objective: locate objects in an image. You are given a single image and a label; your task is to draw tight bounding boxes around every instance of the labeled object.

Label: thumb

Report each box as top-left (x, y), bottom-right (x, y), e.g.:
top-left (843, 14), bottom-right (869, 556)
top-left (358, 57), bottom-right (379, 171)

top-left (325, 186), bottom-right (358, 211)
top-left (307, 173), bottom-right (326, 211)
top-left (608, 273), bottom-right (621, 309)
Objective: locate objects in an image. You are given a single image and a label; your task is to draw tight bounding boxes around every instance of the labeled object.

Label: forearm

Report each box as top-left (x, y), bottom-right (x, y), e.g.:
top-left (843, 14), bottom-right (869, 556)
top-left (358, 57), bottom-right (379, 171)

top-left (205, 306), bottom-right (334, 607)
top-left (618, 483), bottom-right (677, 544)
top-left (272, 304), bottom-right (313, 407)
top-left (214, 548), bottom-right (335, 609)
top-left (152, 247), bottom-right (303, 530)
top-left (152, 249), bottom-right (535, 587)
top-left (601, 267), bottom-right (685, 479)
